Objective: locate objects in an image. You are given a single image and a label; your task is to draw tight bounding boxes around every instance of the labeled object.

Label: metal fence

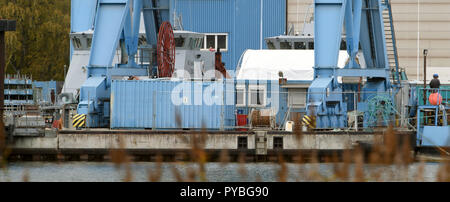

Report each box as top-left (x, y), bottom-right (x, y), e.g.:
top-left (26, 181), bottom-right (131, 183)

top-left (417, 88), bottom-right (450, 106)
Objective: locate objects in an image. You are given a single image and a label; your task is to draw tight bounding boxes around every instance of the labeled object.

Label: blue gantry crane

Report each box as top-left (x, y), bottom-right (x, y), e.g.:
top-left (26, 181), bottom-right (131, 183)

top-left (75, 0), bottom-right (170, 127)
top-left (307, 0), bottom-right (400, 129)
top-left (73, 0), bottom-right (402, 130)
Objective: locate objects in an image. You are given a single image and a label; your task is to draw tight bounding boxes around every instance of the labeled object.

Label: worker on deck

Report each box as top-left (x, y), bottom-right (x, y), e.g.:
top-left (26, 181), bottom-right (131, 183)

top-left (430, 74), bottom-right (441, 89)
top-left (428, 73), bottom-right (442, 105)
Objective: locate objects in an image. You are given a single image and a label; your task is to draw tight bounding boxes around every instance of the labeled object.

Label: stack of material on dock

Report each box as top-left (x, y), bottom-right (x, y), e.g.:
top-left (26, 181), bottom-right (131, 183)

top-left (10, 115), bottom-right (46, 137)
top-left (251, 110), bottom-right (275, 128)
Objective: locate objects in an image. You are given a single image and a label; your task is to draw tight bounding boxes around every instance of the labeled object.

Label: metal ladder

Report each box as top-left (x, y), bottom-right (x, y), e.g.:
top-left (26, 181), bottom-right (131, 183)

top-left (382, 0), bottom-right (400, 84)
top-left (279, 105), bottom-right (292, 130)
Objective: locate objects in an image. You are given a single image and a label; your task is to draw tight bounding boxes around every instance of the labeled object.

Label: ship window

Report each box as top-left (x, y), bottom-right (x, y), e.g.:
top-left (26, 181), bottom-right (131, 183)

top-left (188, 38), bottom-right (196, 49)
top-left (138, 35), bottom-right (147, 46)
top-left (267, 41), bottom-right (276, 49)
top-left (72, 38), bottom-right (81, 49)
top-left (87, 38), bottom-right (92, 48)
top-left (217, 35), bottom-right (227, 50)
top-left (202, 33), bottom-right (228, 51)
top-left (238, 136), bottom-right (248, 149)
top-left (308, 42), bottom-right (314, 49)
top-left (196, 38), bottom-right (203, 49)
top-left (273, 137), bottom-right (283, 149)
top-left (340, 40), bottom-right (347, 50)
top-left (294, 42), bottom-right (306, 50)
top-left (236, 85), bottom-right (246, 107)
top-left (280, 42), bottom-right (292, 49)
top-left (248, 85), bottom-right (266, 107)
top-left (175, 36), bottom-right (185, 47)
top-left (206, 35), bottom-right (215, 49)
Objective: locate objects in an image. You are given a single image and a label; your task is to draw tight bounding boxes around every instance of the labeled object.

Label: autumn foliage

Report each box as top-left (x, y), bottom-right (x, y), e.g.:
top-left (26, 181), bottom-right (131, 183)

top-left (0, 0), bottom-right (70, 81)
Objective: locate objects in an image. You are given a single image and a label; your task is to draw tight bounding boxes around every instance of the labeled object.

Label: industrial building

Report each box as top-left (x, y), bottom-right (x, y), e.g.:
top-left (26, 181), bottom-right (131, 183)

top-left (3, 74), bottom-right (62, 107)
top-left (4, 75), bottom-right (34, 107)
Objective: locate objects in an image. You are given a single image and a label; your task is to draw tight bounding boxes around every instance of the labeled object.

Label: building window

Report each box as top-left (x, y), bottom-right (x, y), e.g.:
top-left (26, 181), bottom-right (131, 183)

top-left (273, 137), bottom-right (283, 149)
top-left (203, 33), bottom-right (228, 51)
top-left (236, 85), bottom-right (246, 107)
top-left (238, 136), bottom-right (248, 149)
top-left (248, 85), bottom-right (266, 107)
top-left (288, 89), bottom-right (307, 108)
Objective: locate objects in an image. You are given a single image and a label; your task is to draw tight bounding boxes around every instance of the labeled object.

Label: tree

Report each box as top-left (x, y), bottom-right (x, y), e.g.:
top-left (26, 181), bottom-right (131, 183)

top-left (0, 0), bottom-right (70, 81)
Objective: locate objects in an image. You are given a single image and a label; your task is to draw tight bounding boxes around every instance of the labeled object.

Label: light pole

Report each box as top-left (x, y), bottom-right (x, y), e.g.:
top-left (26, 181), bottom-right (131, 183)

top-left (64, 64), bottom-right (67, 79)
top-left (423, 49), bottom-right (428, 105)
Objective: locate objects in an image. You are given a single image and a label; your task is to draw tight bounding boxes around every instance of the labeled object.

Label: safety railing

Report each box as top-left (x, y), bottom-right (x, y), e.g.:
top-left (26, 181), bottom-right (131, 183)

top-left (417, 88), bottom-right (450, 106)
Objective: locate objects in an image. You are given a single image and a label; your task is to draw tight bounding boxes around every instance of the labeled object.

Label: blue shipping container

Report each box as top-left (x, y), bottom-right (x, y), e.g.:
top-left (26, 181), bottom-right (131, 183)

top-left (111, 80), bottom-right (236, 129)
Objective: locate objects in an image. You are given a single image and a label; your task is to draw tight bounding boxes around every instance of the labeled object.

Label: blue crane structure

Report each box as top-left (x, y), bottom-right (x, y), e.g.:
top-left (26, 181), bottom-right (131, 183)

top-left (307, 0), bottom-right (400, 129)
top-left (75, 0), bottom-right (170, 127)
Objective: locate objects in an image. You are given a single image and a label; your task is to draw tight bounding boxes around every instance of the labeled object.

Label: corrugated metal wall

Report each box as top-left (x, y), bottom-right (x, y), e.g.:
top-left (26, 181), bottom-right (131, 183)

top-left (111, 80), bottom-right (236, 129)
top-left (391, 0), bottom-right (450, 82)
top-left (287, 0), bottom-right (450, 81)
top-left (170, 0), bottom-right (286, 72)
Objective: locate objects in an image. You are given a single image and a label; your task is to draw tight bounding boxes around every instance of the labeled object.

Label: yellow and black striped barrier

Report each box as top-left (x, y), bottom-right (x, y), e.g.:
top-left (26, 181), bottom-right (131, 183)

top-left (302, 115), bottom-right (316, 129)
top-left (72, 114), bottom-right (86, 128)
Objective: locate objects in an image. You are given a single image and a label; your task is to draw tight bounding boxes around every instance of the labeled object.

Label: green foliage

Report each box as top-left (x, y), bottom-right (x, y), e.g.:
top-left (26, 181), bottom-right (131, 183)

top-left (0, 0), bottom-right (70, 81)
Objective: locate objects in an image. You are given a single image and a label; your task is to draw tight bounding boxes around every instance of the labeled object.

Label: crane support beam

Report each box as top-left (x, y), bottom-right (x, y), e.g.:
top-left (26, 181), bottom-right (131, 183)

top-left (89, 0), bottom-right (130, 68)
top-left (124, 0), bottom-right (143, 67)
top-left (71, 0), bottom-right (98, 32)
top-left (142, 0), bottom-right (158, 46)
top-left (344, 0), bottom-right (362, 68)
top-left (142, 0), bottom-right (170, 48)
top-left (314, 0), bottom-right (346, 70)
top-left (308, 0), bottom-right (394, 129)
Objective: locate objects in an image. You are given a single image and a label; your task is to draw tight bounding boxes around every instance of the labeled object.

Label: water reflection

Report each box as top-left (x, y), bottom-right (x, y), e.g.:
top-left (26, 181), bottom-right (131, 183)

top-left (0, 162), bottom-right (441, 182)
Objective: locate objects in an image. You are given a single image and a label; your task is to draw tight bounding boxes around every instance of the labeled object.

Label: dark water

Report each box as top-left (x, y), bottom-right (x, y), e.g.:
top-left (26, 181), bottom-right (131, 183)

top-left (0, 162), bottom-right (442, 182)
